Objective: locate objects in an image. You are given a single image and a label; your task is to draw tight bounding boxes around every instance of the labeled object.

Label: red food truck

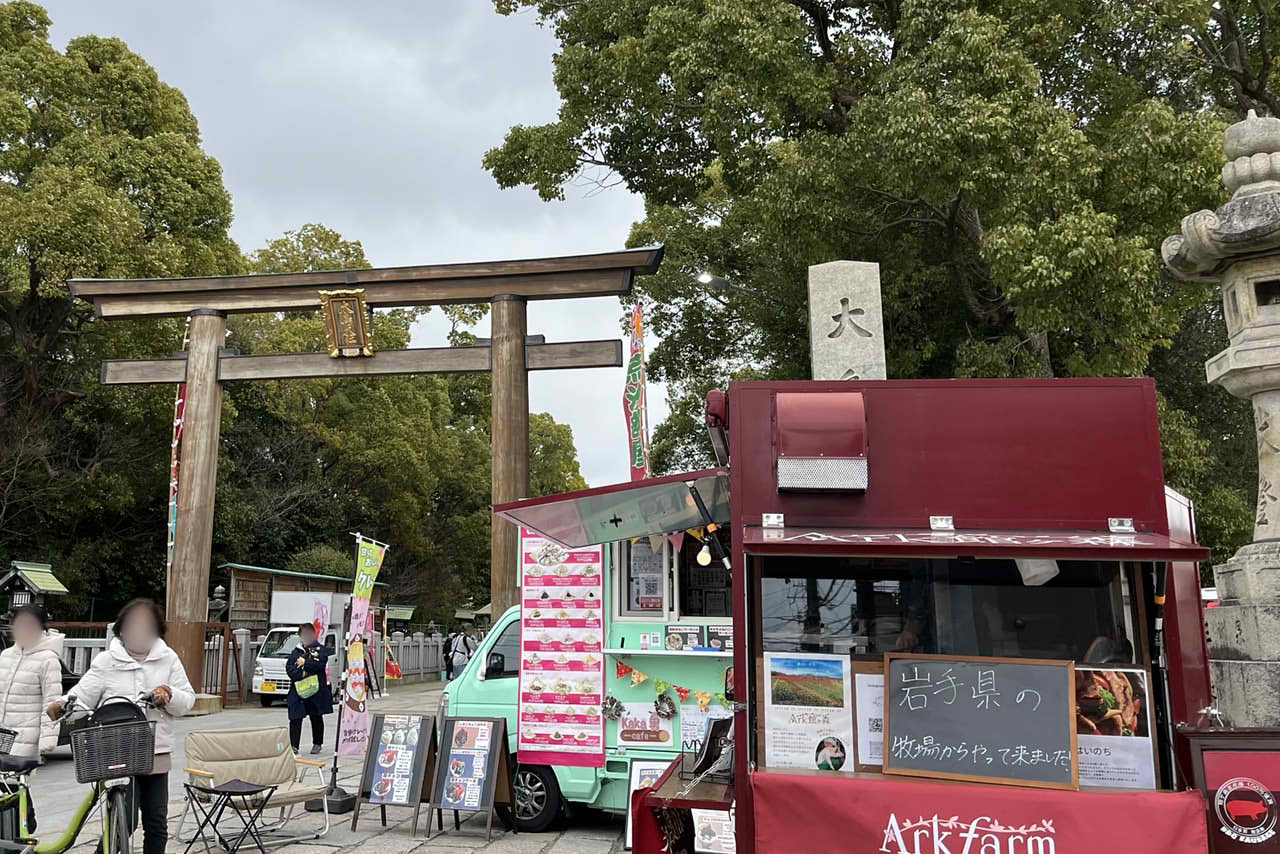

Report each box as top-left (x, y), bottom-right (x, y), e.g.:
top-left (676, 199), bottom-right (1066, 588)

top-left (497, 378), bottom-right (1221, 853)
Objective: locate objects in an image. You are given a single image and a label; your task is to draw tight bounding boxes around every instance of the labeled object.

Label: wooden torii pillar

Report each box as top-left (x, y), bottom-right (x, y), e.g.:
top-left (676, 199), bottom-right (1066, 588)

top-left (69, 247), bottom-right (663, 682)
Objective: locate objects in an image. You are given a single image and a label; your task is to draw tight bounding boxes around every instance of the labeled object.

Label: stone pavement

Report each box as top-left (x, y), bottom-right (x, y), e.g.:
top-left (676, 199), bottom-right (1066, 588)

top-left (28, 683), bottom-right (625, 853)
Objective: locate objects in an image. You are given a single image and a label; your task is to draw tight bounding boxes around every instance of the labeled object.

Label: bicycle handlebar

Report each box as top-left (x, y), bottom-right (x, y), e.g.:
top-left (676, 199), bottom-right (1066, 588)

top-left (54, 691), bottom-right (158, 722)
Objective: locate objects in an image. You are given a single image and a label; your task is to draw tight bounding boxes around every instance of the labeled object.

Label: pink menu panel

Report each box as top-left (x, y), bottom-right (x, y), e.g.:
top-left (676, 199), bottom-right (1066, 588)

top-left (517, 528), bottom-right (606, 767)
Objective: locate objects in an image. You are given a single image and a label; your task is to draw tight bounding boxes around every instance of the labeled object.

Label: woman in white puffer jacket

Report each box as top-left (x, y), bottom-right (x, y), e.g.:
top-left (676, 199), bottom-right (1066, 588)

top-left (49, 599), bottom-right (194, 854)
top-left (0, 604), bottom-right (63, 758)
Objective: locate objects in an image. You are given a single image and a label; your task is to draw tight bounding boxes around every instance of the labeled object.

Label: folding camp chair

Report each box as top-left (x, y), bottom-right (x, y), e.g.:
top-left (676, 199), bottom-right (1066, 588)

top-left (175, 727), bottom-right (329, 850)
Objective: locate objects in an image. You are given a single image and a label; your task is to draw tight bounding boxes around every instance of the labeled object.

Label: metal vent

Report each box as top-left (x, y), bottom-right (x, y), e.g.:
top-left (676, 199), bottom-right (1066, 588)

top-left (777, 457), bottom-right (868, 492)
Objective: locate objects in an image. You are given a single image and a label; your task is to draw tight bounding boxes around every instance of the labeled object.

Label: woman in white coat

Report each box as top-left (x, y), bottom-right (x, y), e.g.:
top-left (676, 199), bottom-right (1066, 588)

top-left (48, 599), bottom-right (195, 854)
top-left (0, 604), bottom-right (63, 759)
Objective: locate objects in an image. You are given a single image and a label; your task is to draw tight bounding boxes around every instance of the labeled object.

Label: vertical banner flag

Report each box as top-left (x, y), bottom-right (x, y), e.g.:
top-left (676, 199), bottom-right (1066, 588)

top-left (624, 303), bottom-right (649, 481)
top-left (165, 382), bottom-right (187, 574)
top-left (338, 537), bottom-right (387, 757)
top-left (518, 527), bottom-right (606, 767)
top-left (165, 320), bottom-right (190, 576)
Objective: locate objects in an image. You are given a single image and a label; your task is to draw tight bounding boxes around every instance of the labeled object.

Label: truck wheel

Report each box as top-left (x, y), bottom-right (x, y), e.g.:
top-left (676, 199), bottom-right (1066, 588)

top-left (510, 764), bottom-right (561, 832)
top-left (259, 694), bottom-right (274, 708)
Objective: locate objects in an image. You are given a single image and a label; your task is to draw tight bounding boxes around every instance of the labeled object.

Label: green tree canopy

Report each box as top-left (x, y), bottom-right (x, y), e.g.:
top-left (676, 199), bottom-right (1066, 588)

top-left (487, 0), bottom-right (1263, 563)
top-left (0, 1), bottom-right (240, 615)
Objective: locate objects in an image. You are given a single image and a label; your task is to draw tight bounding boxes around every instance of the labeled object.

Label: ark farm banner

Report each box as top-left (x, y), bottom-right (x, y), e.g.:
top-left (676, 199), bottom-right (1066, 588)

top-left (517, 528), bottom-right (605, 767)
top-left (752, 770), bottom-right (1209, 854)
top-left (338, 537), bottom-right (388, 758)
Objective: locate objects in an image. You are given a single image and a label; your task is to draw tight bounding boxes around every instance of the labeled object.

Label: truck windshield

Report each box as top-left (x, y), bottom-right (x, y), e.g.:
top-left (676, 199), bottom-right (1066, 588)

top-left (260, 632), bottom-right (301, 657)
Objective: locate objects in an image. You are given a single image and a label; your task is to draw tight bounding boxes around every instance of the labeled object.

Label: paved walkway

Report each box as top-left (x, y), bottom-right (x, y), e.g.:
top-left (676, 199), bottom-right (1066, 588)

top-left (28, 684), bottom-right (624, 853)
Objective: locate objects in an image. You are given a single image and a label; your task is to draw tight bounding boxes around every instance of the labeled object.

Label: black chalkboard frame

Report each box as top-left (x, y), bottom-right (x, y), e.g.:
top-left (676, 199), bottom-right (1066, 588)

top-left (350, 712), bottom-right (439, 837)
top-left (425, 716), bottom-right (515, 843)
top-left (882, 653), bottom-right (1079, 791)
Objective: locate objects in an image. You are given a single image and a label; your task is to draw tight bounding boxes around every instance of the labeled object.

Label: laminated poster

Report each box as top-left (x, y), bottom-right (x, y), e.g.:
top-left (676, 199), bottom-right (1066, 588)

top-left (367, 714), bottom-right (425, 805)
top-left (517, 528), bottom-right (605, 767)
top-left (1074, 666), bottom-right (1156, 789)
top-left (763, 652), bottom-right (854, 773)
top-left (855, 672), bottom-right (885, 767)
top-left (440, 720), bottom-right (491, 810)
top-left (691, 809), bottom-right (736, 853)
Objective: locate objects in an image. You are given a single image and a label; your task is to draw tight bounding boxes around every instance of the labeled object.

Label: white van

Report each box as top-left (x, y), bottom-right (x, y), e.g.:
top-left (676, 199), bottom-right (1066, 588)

top-left (250, 591), bottom-right (347, 706)
top-left (252, 626), bottom-right (339, 707)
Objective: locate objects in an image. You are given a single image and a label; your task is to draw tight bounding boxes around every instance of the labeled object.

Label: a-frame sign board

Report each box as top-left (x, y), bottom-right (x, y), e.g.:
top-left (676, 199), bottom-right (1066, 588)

top-left (351, 712), bottom-right (440, 837)
top-left (425, 717), bottom-right (515, 842)
top-left (67, 247), bottom-right (663, 683)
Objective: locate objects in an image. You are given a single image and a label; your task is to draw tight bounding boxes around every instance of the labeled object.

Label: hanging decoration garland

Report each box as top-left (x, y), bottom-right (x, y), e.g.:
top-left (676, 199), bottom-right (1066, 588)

top-left (611, 659), bottom-right (731, 712)
top-left (654, 693), bottom-right (677, 719)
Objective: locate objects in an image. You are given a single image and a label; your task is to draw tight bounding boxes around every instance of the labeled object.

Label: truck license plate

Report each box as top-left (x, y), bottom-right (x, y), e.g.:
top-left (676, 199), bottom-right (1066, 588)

top-left (261, 682), bottom-right (277, 693)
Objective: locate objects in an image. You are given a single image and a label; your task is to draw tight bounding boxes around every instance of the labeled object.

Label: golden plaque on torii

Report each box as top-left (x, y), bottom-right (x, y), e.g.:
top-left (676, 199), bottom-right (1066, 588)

top-left (319, 289), bottom-right (374, 357)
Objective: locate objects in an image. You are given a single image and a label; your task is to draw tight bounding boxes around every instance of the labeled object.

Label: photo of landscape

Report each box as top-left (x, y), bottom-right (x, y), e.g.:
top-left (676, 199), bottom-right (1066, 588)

top-left (769, 656), bottom-right (847, 708)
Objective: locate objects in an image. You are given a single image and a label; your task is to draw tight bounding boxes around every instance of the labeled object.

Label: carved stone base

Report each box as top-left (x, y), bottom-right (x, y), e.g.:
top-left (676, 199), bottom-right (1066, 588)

top-left (1207, 542), bottom-right (1280, 726)
top-left (1211, 540), bottom-right (1280, 603)
top-left (1207, 660), bottom-right (1280, 727)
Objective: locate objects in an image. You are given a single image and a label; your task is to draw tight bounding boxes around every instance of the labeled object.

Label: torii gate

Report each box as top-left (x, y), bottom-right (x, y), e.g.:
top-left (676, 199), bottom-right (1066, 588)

top-left (69, 246), bottom-right (663, 682)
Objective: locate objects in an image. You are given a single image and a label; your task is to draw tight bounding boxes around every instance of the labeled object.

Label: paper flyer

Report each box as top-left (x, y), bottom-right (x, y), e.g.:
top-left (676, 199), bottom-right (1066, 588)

top-left (763, 652), bottom-right (854, 773)
top-left (854, 672), bottom-right (885, 767)
top-left (680, 704), bottom-right (733, 753)
top-left (1074, 666), bottom-right (1156, 789)
top-left (691, 808), bottom-right (736, 853)
top-left (517, 528), bottom-right (605, 767)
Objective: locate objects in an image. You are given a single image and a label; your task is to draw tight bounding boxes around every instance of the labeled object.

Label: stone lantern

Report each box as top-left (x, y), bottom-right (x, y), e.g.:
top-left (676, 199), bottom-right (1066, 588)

top-left (1164, 109), bottom-right (1280, 726)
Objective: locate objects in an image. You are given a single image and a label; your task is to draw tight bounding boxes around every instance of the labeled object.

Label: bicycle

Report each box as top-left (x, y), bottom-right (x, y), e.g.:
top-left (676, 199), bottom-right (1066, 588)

top-left (0, 693), bottom-right (159, 854)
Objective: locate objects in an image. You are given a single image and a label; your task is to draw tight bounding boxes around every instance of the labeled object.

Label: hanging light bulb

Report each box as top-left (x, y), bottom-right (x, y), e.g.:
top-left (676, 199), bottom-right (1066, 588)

top-left (697, 543), bottom-right (712, 566)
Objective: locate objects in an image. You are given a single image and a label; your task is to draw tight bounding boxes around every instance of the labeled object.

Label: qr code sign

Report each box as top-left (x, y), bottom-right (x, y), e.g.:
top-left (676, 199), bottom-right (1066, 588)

top-left (868, 717), bottom-right (883, 733)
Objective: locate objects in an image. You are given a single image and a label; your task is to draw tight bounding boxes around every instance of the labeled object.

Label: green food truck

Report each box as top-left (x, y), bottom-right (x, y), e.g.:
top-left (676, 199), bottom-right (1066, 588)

top-left (441, 469), bottom-right (733, 832)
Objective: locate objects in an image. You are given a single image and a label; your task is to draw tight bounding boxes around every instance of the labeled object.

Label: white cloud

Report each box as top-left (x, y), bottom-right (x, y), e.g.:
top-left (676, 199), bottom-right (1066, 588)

top-left (46, 0), bottom-right (669, 486)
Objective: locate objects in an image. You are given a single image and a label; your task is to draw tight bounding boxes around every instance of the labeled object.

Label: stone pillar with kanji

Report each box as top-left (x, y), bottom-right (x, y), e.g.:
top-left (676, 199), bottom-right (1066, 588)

top-left (808, 261), bottom-right (887, 381)
top-left (1164, 110), bottom-right (1280, 725)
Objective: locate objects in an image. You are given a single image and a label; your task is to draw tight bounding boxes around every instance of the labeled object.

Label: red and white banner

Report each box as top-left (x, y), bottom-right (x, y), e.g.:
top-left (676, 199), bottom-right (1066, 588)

top-left (517, 527), bottom-right (605, 767)
top-left (623, 303), bottom-right (649, 481)
top-left (752, 769), bottom-right (1208, 854)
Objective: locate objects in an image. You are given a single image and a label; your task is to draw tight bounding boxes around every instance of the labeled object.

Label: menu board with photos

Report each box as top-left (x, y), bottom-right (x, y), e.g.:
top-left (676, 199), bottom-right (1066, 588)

top-left (518, 527), bottom-right (606, 767)
top-left (427, 717), bottom-right (514, 843)
top-left (352, 712), bottom-right (438, 836)
top-left (664, 624), bottom-right (704, 651)
top-left (706, 625), bottom-right (733, 651)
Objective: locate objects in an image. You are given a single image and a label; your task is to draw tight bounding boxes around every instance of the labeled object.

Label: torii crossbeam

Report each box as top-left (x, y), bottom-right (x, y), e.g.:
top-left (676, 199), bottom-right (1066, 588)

top-left (70, 246), bottom-right (663, 682)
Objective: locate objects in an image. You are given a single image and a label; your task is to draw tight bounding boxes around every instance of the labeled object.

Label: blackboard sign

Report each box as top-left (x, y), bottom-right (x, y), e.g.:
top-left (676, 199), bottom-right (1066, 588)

top-left (427, 717), bottom-right (515, 842)
top-left (352, 712), bottom-right (438, 836)
top-left (883, 654), bottom-right (1078, 790)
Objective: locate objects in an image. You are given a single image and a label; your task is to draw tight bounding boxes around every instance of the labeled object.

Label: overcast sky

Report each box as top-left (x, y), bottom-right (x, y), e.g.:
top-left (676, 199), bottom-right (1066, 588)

top-left (45, 1), bottom-right (666, 487)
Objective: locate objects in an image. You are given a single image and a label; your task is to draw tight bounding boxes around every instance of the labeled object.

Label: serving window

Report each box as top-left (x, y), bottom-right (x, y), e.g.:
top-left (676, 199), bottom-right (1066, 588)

top-left (617, 532), bottom-right (735, 621)
top-left (756, 556), bottom-right (1138, 663)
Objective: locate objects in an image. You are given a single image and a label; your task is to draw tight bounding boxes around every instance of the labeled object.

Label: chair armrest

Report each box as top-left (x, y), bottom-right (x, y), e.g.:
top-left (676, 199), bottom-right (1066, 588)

top-left (185, 768), bottom-right (216, 779)
top-left (294, 758), bottom-right (325, 768)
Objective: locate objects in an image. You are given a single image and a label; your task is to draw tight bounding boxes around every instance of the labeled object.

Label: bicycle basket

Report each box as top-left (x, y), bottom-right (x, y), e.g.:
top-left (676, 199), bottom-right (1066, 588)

top-left (0, 727), bottom-right (16, 755)
top-left (70, 720), bottom-right (155, 783)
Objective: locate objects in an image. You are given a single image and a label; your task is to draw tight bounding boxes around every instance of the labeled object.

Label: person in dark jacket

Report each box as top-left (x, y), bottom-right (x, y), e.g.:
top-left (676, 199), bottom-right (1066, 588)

top-left (285, 622), bottom-right (333, 754)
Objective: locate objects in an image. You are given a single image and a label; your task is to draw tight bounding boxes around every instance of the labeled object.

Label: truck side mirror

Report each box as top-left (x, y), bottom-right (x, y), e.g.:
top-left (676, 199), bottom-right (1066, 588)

top-left (486, 652), bottom-right (505, 677)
